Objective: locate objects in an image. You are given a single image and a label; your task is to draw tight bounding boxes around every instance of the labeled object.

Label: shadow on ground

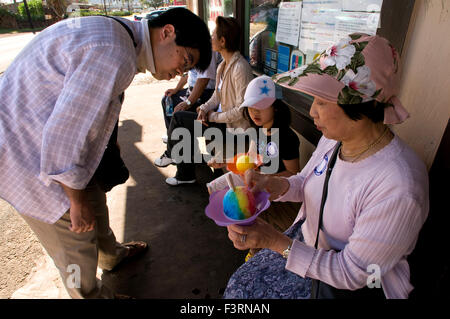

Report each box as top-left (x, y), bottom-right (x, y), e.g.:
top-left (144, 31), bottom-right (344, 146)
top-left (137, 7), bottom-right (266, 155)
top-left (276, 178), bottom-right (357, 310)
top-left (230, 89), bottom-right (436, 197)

top-left (101, 119), bottom-right (246, 299)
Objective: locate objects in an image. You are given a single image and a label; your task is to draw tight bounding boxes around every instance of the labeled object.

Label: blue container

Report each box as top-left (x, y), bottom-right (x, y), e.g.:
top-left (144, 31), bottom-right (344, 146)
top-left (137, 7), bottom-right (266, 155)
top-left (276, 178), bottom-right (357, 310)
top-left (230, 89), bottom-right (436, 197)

top-left (165, 96), bottom-right (174, 116)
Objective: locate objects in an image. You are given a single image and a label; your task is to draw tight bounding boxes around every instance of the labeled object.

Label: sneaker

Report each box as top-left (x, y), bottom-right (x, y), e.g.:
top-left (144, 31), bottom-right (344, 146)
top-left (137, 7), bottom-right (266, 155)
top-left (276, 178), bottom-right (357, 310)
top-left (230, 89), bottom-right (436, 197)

top-left (162, 135), bottom-right (168, 144)
top-left (165, 177), bottom-right (196, 186)
top-left (154, 153), bottom-right (174, 167)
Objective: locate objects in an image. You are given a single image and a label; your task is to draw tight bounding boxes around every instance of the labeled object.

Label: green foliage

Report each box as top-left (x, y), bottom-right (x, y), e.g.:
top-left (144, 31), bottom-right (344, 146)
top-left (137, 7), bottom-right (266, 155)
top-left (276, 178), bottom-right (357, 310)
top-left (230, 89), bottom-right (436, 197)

top-left (78, 9), bottom-right (102, 17)
top-left (300, 62), bottom-right (322, 77)
top-left (109, 11), bottom-right (132, 17)
top-left (17, 0), bottom-right (44, 21)
top-left (349, 51), bottom-right (365, 72)
top-left (323, 65), bottom-right (339, 77)
top-left (145, 0), bottom-right (164, 9)
top-left (224, 0), bottom-right (233, 14)
top-left (349, 34), bottom-right (362, 41)
top-left (74, 10), bottom-right (131, 17)
top-left (0, 7), bottom-right (15, 18)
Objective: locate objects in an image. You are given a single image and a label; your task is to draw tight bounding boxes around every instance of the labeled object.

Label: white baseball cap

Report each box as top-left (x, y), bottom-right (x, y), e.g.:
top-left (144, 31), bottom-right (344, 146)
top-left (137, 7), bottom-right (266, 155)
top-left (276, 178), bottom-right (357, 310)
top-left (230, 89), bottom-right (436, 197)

top-left (239, 75), bottom-right (282, 110)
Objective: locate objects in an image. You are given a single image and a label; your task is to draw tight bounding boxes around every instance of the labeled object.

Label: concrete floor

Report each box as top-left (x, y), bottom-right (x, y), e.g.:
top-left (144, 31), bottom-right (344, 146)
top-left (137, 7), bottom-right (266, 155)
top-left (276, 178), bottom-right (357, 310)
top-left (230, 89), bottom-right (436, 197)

top-left (99, 78), bottom-right (246, 298)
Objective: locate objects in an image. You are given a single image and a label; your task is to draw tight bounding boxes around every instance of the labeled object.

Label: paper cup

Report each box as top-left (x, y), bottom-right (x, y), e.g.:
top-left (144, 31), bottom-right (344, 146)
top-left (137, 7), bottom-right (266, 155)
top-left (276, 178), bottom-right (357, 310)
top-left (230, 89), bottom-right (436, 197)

top-left (205, 187), bottom-right (271, 226)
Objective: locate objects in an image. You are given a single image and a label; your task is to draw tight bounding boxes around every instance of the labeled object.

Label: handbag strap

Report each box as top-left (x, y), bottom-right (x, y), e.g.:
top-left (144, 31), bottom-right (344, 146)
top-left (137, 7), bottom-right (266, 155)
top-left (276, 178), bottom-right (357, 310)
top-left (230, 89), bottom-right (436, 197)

top-left (311, 141), bottom-right (341, 299)
top-left (313, 142), bottom-right (341, 249)
top-left (101, 16), bottom-right (137, 145)
top-left (311, 142), bottom-right (385, 300)
top-left (104, 16), bottom-right (138, 48)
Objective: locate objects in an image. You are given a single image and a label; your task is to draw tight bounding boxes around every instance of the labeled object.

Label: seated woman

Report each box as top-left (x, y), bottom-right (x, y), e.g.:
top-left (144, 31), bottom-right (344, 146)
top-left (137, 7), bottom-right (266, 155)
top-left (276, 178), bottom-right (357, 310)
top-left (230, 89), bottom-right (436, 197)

top-left (207, 75), bottom-right (301, 260)
top-left (223, 34), bottom-right (429, 299)
top-left (155, 16), bottom-right (254, 186)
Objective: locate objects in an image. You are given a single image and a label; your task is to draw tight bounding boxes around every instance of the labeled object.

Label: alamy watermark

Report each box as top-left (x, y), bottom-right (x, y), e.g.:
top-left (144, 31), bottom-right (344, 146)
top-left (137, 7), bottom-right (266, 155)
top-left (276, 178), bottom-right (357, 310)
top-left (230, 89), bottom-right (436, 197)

top-left (66, 264), bottom-right (81, 289)
top-left (366, 264), bottom-right (381, 288)
top-left (66, 4), bottom-right (81, 29)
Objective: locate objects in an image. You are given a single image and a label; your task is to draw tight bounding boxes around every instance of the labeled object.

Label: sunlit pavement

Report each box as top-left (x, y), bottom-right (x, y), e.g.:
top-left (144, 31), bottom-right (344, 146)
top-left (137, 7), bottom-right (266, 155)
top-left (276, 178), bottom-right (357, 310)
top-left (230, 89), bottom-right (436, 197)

top-left (0, 32), bottom-right (37, 75)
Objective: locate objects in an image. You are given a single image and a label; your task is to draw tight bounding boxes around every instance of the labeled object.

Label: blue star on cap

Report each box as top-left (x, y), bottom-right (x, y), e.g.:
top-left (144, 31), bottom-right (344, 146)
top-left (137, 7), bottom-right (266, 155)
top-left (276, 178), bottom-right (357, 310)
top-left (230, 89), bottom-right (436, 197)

top-left (260, 85), bottom-right (270, 96)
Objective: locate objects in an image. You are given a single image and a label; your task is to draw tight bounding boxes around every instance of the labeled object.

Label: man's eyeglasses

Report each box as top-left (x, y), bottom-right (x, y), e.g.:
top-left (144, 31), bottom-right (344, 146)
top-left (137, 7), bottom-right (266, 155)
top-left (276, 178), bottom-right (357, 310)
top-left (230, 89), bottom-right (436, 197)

top-left (181, 47), bottom-right (195, 73)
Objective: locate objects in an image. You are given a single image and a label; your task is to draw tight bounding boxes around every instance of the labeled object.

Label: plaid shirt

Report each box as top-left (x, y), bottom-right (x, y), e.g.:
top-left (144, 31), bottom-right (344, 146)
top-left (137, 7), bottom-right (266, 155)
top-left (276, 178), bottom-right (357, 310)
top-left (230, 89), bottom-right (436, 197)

top-left (0, 17), bottom-right (144, 223)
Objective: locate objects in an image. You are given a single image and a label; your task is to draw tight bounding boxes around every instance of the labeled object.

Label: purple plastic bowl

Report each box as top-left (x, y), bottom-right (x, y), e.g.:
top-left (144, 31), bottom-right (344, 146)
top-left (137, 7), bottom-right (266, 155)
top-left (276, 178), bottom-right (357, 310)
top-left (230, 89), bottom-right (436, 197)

top-left (205, 187), bottom-right (271, 226)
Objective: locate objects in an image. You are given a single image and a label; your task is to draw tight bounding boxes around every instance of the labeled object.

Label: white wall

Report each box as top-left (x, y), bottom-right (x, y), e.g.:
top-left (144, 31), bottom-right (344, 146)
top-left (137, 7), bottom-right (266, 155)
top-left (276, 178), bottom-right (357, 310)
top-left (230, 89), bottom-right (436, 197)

top-left (393, 0), bottom-right (450, 169)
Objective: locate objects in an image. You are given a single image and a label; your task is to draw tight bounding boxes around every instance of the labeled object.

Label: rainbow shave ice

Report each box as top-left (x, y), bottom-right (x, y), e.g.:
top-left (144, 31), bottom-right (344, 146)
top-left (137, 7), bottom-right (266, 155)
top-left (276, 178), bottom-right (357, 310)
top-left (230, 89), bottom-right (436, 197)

top-left (223, 186), bottom-right (256, 220)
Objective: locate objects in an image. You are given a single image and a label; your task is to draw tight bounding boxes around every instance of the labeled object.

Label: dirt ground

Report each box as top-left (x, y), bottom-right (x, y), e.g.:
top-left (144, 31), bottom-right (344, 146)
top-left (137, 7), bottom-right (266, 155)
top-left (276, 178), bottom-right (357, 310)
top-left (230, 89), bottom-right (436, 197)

top-left (0, 199), bottom-right (43, 298)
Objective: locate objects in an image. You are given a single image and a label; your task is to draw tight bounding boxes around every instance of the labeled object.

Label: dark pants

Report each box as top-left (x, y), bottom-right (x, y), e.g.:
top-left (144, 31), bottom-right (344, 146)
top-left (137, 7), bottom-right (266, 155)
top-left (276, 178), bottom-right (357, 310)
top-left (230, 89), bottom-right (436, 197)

top-left (161, 88), bottom-right (215, 131)
top-left (167, 111), bottom-right (227, 180)
top-left (167, 111), bottom-right (253, 181)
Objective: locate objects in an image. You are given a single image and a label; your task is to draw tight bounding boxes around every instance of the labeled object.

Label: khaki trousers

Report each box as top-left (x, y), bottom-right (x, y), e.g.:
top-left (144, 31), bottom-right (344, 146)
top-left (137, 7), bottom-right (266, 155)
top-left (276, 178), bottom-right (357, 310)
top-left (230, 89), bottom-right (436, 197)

top-left (21, 180), bottom-right (128, 299)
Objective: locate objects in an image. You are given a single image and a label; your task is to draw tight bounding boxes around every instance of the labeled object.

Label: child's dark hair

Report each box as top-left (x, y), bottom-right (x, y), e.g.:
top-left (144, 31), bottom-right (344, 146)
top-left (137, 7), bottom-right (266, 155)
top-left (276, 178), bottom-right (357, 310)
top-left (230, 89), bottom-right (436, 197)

top-left (149, 8), bottom-right (212, 71)
top-left (215, 16), bottom-right (241, 52)
top-left (338, 100), bottom-right (387, 123)
top-left (243, 99), bottom-right (292, 130)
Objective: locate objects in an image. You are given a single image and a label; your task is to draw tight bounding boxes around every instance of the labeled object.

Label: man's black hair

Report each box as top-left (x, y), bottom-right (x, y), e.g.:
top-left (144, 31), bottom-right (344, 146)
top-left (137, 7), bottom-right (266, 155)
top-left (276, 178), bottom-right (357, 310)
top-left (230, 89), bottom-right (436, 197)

top-left (338, 100), bottom-right (387, 123)
top-left (148, 8), bottom-right (212, 72)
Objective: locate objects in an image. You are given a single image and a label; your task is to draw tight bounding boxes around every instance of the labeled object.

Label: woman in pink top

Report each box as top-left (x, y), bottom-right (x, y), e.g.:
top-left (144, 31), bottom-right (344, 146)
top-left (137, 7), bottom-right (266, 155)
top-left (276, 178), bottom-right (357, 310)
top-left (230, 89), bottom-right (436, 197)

top-left (223, 33), bottom-right (429, 299)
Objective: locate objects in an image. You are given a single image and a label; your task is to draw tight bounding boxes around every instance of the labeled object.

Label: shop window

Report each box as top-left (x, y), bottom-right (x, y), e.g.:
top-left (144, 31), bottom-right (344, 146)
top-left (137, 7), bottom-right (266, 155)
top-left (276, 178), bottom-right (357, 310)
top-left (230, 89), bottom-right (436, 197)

top-left (249, 0), bottom-right (383, 77)
top-left (249, 0), bottom-right (282, 74)
top-left (203, 0), bottom-right (234, 32)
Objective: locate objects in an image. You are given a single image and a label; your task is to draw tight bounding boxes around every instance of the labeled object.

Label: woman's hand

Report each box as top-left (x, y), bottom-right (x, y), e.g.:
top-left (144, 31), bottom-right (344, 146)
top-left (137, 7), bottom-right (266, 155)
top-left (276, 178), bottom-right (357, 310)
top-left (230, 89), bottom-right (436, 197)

top-left (244, 170), bottom-right (290, 201)
top-left (196, 108), bottom-right (209, 126)
top-left (227, 218), bottom-right (292, 254)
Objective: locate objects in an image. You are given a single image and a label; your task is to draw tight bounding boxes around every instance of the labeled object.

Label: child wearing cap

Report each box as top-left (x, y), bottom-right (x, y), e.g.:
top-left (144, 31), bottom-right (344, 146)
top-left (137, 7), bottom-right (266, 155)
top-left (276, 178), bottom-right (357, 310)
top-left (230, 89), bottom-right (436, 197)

top-left (207, 75), bottom-right (301, 260)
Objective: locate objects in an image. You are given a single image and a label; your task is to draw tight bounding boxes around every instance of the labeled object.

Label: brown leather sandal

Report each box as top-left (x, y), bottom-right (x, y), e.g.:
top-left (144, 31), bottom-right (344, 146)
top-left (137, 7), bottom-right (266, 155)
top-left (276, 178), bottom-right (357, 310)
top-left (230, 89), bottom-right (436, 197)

top-left (123, 241), bottom-right (148, 259)
top-left (107, 241), bottom-right (148, 272)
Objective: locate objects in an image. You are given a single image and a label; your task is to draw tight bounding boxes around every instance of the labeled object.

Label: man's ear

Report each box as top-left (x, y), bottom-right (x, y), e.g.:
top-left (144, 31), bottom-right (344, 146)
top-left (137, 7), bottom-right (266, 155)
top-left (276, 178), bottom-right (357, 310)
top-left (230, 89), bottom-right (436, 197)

top-left (160, 24), bottom-right (176, 41)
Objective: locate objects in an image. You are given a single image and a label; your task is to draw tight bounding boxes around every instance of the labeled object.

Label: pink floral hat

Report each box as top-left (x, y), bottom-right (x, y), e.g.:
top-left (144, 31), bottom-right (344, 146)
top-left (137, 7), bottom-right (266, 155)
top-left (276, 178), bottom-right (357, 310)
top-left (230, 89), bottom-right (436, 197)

top-left (273, 33), bottom-right (409, 124)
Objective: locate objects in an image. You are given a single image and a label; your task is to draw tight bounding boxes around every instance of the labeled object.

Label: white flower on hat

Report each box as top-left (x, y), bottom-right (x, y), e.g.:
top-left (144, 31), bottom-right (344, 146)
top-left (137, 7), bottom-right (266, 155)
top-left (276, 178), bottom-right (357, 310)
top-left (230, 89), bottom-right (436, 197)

top-left (323, 36), bottom-right (356, 70)
top-left (341, 65), bottom-right (377, 100)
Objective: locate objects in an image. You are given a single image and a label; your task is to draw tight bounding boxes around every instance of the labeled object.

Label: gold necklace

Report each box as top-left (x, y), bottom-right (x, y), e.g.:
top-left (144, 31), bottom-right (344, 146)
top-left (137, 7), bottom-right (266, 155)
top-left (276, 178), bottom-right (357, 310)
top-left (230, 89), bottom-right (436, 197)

top-left (341, 127), bottom-right (389, 163)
